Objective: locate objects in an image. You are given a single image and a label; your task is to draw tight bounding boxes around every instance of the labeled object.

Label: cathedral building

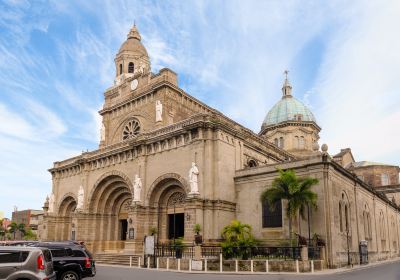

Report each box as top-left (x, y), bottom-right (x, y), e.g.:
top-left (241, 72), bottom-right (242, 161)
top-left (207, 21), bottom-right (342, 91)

top-left (42, 25), bottom-right (400, 268)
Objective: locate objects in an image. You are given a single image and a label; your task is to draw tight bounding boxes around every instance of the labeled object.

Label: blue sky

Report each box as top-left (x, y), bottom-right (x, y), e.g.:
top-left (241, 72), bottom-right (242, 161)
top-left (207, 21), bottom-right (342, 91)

top-left (0, 0), bottom-right (399, 218)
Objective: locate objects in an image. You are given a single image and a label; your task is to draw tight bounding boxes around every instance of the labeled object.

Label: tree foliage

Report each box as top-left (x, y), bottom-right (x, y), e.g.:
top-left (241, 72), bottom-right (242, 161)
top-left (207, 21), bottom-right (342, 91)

top-left (260, 169), bottom-right (319, 245)
top-left (221, 220), bottom-right (257, 259)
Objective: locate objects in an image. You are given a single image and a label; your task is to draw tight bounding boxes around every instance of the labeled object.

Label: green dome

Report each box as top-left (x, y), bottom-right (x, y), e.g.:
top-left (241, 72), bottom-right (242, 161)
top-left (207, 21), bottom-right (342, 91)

top-left (263, 96), bottom-right (316, 126)
top-left (262, 75), bottom-right (317, 127)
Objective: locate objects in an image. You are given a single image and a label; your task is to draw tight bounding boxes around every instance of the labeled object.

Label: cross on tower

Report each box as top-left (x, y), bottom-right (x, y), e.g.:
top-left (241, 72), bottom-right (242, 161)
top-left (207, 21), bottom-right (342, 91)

top-left (284, 70), bottom-right (289, 79)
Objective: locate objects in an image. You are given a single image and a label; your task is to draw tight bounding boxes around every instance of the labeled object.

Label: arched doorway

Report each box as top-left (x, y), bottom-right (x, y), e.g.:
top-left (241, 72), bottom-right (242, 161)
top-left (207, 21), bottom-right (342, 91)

top-left (88, 173), bottom-right (132, 251)
top-left (166, 192), bottom-right (186, 240)
top-left (58, 195), bottom-right (77, 240)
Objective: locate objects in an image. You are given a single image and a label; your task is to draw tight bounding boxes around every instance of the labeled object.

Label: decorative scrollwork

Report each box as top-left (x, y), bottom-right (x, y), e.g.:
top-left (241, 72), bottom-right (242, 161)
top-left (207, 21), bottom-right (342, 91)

top-left (167, 192), bottom-right (186, 207)
top-left (122, 119), bottom-right (140, 140)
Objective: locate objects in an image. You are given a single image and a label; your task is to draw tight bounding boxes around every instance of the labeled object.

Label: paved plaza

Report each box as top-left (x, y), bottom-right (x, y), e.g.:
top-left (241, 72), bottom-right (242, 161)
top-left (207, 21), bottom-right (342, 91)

top-left (88, 260), bottom-right (400, 280)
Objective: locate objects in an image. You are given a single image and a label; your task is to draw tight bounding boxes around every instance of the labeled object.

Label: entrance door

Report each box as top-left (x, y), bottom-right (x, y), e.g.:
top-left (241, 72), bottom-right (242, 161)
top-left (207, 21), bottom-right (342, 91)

top-left (168, 213), bottom-right (184, 239)
top-left (120, 220), bottom-right (128, 240)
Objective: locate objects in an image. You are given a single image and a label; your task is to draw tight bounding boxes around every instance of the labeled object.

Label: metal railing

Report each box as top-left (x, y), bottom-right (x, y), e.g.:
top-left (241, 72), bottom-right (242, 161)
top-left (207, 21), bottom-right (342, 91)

top-left (154, 244), bottom-right (310, 260)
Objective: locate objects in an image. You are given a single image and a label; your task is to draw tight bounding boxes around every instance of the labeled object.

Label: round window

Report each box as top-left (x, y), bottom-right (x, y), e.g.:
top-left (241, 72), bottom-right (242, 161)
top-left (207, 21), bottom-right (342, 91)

top-left (122, 119), bottom-right (140, 140)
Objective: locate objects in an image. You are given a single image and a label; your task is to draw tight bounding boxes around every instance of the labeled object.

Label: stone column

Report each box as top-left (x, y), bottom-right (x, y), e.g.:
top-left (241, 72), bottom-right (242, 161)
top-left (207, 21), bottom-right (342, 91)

top-left (184, 197), bottom-right (203, 243)
top-left (124, 204), bottom-right (148, 254)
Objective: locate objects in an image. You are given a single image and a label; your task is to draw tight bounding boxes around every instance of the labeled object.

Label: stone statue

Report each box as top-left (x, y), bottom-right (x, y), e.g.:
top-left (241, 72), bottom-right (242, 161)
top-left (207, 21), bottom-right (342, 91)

top-left (48, 193), bottom-right (55, 213)
top-left (76, 186), bottom-right (84, 210)
top-left (132, 174), bottom-right (142, 202)
top-left (155, 100), bottom-right (163, 122)
top-left (100, 123), bottom-right (105, 142)
top-left (189, 162), bottom-right (199, 195)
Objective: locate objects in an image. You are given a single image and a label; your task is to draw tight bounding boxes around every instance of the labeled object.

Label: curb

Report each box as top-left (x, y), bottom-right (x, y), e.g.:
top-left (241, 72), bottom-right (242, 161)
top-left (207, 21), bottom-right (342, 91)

top-left (97, 258), bottom-right (400, 275)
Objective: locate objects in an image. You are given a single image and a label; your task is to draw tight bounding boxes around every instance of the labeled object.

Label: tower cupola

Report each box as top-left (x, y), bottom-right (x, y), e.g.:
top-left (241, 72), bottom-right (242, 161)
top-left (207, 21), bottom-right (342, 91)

top-left (114, 24), bottom-right (150, 79)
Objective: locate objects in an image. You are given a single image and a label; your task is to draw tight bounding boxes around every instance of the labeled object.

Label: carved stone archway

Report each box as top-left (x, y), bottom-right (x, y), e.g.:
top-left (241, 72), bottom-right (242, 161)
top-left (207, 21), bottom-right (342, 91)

top-left (146, 173), bottom-right (189, 207)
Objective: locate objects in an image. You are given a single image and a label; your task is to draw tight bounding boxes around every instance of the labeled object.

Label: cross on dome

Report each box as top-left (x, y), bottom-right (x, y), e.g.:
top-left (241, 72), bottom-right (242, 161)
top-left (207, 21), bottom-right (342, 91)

top-left (282, 69), bottom-right (292, 97)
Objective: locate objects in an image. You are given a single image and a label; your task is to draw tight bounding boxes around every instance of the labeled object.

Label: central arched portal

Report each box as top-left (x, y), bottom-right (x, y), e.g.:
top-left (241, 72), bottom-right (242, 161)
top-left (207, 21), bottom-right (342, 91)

top-left (88, 173), bottom-right (132, 251)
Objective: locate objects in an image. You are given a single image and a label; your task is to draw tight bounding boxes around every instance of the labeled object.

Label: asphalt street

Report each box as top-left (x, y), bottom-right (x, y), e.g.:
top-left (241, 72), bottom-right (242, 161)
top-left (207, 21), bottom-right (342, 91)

top-left (89, 260), bottom-right (400, 280)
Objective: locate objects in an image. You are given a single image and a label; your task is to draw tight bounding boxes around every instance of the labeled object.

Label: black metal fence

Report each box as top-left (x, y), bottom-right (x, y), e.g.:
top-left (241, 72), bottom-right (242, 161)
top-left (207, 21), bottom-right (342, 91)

top-left (154, 244), bottom-right (320, 260)
top-left (308, 246), bottom-right (322, 260)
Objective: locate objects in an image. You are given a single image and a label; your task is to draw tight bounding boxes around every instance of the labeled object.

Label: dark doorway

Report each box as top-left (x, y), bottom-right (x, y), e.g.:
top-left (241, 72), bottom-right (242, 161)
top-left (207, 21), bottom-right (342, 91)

top-left (168, 213), bottom-right (184, 239)
top-left (120, 220), bottom-right (128, 240)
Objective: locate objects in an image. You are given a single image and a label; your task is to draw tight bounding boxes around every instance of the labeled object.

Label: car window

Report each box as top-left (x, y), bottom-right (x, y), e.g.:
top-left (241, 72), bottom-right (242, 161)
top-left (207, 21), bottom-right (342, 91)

top-left (20, 251), bottom-right (29, 262)
top-left (72, 250), bottom-right (86, 257)
top-left (42, 249), bottom-right (52, 262)
top-left (50, 249), bottom-right (66, 257)
top-left (65, 248), bottom-right (74, 257)
top-left (0, 251), bottom-right (22, 263)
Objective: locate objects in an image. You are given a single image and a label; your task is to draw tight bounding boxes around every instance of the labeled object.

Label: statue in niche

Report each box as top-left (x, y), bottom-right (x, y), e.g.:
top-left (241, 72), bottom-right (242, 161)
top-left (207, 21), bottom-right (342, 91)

top-left (189, 162), bottom-right (200, 195)
top-left (76, 186), bottom-right (84, 210)
top-left (48, 193), bottom-right (55, 213)
top-left (100, 123), bottom-right (105, 142)
top-left (156, 100), bottom-right (163, 122)
top-left (132, 174), bottom-right (143, 203)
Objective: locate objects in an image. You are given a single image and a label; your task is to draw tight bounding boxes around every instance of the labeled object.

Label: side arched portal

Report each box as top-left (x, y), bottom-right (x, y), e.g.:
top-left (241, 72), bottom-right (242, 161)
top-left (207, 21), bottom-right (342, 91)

top-left (57, 194), bottom-right (77, 240)
top-left (147, 175), bottom-right (188, 243)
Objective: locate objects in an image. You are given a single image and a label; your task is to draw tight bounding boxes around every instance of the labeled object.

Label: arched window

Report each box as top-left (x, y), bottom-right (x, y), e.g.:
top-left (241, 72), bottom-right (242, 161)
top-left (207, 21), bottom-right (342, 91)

top-left (128, 62), bottom-right (134, 73)
top-left (299, 136), bottom-right (305, 149)
top-left (380, 211), bottom-right (386, 250)
top-left (339, 203), bottom-right (343, 232)
top-left (262, 199), bottom-right (282, 228)
top-left (274, 138), bottom-right (278, 146)
top-left (294, 136), bottom-right (299, 149)
top-left (363, 205), bottom-right (372, 240)
top-left (119, 64), bottom-right (123, 75)
top-left (248, 159), bottom-right (258, 168)
top-left (381, 173), bottom-right (390, 186)
top-left (279, 137), bottom-right (284, 148)
top-left (339, 193), bottom-right (350, 233)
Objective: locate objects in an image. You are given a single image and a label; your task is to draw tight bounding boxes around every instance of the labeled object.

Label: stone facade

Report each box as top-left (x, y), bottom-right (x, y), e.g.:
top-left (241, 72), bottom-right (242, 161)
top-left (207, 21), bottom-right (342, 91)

top-left (42, 25), bottom-right (400, 269)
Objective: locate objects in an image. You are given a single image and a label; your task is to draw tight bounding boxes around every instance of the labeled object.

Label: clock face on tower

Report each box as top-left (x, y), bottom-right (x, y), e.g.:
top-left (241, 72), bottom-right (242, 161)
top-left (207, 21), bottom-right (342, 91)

top-left (131, 79), bottom-right (138, 90)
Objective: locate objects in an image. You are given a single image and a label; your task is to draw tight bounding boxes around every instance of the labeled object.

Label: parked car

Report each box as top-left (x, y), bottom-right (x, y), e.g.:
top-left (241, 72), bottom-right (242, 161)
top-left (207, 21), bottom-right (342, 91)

top-left (31, 242), bottom-right (95, 280)
top-left (0, 246), bottom-right (56, 280)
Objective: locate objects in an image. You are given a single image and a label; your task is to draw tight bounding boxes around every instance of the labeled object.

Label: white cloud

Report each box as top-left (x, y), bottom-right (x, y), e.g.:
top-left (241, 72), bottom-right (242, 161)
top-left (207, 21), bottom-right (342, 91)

top-left (315, 1), bottom-right (400, 164)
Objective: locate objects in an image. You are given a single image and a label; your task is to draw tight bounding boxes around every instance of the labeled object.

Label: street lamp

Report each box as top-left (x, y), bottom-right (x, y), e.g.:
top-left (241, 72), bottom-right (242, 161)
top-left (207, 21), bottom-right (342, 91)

top-left (346, 228), bottom-right (350, 266)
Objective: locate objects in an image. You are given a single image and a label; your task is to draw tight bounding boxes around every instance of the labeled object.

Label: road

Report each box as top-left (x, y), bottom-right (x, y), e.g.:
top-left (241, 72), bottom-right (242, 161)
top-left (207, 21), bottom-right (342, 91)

top-left (89, 261), bottom-right (400, 280)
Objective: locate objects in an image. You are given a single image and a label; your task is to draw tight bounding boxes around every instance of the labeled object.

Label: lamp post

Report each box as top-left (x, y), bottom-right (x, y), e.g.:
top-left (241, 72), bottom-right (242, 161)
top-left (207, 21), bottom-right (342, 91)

top-left (346, 228), bottom-right (351, 266)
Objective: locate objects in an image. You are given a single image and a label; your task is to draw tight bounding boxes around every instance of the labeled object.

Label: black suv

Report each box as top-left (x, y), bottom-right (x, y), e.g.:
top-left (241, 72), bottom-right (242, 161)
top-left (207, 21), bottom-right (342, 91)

top-left (31, 242), bottom-right (95, 280)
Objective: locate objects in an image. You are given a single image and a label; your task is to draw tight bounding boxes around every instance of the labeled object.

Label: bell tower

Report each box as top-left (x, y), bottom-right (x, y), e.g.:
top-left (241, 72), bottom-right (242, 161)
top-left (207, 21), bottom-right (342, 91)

top-left (114, 24), bottom-right (151, 81)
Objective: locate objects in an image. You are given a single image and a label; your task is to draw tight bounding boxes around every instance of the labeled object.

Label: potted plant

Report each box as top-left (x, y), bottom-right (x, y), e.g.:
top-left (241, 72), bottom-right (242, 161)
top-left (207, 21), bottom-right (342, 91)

top-left (149, 227), bottom-right (158, 236)
top-left (193, 224), bottom-right (203, 245)
top-left (174, 237), bottom-right (184, 259)
top-left (312, 233), bottom-right (326, 247)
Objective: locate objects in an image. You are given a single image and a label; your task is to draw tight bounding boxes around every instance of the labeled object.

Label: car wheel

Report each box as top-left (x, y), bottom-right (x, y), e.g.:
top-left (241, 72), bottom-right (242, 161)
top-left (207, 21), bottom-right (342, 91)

top-left (60, 271), bottom-right (80, 280)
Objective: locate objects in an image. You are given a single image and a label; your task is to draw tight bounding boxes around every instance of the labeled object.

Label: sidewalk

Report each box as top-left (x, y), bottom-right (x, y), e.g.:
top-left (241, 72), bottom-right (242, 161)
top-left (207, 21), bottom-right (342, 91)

top-left (97, 257), bottom-right (400, 276)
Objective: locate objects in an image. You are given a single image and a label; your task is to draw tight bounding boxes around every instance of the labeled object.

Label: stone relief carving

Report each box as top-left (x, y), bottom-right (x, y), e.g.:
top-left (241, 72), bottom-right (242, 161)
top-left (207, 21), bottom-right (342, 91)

top-left (48, 193), bottom-right (55, 213)
top-left (156, 100), bottom-right (163, 122)
top-left (132, 174), bottom-right (143, 203)
top-left (189, 162), bottom-right (199, 195)
top-left (76, 185), bottom-right (85, 210)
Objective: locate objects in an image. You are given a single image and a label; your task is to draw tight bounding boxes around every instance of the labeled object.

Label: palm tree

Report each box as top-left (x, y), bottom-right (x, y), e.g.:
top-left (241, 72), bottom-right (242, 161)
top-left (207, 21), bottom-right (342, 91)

top-left (0, 219), bottom-right (4, 241)
top-left (9, 222), bottom-right (18, 240)
top-left (18, 223), bottom-right (26, 239)
top-left (260, 169), bottom-right (318, 246)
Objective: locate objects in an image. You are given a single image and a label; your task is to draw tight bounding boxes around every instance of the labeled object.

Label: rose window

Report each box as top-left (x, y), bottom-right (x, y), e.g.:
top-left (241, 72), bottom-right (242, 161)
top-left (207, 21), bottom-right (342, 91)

top-left (122, 119), bottom-right (140, 140)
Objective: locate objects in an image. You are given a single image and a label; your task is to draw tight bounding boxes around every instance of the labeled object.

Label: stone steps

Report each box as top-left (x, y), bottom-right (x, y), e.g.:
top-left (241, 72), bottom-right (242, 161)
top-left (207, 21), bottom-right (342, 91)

top-left (95, 253), bottom-right (140, 266)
